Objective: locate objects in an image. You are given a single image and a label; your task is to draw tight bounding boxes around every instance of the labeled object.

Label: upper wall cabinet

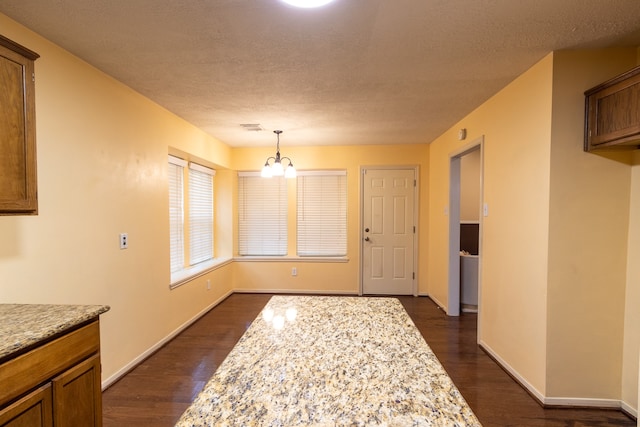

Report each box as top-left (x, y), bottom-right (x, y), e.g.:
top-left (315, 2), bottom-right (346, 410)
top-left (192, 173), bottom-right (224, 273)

top-left (0, 35), bottom-right (39, 215)
top-left (584, 65), bottom-right (640, 152)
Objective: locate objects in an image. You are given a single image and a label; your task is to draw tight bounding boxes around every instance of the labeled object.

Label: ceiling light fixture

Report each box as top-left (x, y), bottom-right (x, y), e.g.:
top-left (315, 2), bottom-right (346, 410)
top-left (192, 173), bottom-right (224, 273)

top-left (262, 130), bottom-right (296, 178)
top-left (280, 0), bottom-right (336, 8)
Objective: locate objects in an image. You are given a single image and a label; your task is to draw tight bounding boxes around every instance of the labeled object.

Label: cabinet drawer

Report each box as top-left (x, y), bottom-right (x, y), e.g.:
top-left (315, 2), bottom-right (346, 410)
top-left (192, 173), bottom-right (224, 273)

top-left (0, 321), bottom-right (99, 407)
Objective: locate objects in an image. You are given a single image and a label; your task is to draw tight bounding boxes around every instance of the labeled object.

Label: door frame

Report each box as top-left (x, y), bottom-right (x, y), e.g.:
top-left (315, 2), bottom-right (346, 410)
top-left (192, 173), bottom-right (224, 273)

top-left (359, 165), bottom-right (420, 296)
top-left (448, 137), bottom-right (484, 331)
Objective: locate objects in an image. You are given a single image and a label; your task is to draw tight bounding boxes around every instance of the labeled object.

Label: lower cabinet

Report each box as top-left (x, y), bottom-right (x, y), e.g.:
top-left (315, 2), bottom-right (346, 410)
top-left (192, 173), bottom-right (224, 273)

top-left (52, 355), bottom-right (102, 427)
top-left (0, 384), bottom-right (52, 427)
top-left (0, 321), bottom-right (103, 427)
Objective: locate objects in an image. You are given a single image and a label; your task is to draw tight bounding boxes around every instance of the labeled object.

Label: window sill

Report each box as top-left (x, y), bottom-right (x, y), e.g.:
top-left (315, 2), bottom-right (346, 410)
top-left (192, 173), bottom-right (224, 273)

top-left (170, 257), bottom-right (233, 289)
top-left (233, 256), bottom-right (349, 263)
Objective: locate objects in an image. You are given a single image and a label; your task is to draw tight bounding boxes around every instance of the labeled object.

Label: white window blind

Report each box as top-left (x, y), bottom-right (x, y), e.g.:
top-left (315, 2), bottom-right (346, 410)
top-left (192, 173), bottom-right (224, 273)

top-left (297, 170), bottom-right (347, 256)
top-left (168, 156), bottom-right (186, 273)
top-left (238, 173), bottom-right (287, 256)
top-left (189, 162), bottom-right (215, 265)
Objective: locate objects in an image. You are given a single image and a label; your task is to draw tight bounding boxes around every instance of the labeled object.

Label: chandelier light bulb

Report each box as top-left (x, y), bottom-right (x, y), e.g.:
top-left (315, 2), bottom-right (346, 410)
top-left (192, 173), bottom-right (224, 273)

top-left (271, 161), bottom-right (284, 176)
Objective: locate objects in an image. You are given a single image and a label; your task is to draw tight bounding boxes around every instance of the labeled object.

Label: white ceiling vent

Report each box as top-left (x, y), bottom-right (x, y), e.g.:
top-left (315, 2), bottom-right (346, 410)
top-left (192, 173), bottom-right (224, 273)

top-left (240, 124), bottom-right (264, 132)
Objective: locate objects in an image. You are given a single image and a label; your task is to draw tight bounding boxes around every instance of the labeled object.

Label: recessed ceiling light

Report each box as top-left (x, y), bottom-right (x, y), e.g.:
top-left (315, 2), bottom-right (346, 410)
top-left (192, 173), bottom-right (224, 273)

top-left (280, 0), bottom-right (336, 8)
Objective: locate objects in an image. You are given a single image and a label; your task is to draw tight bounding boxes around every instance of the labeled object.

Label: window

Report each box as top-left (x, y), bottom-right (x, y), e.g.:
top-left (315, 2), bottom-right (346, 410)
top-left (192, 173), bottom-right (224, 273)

top-left (297, 171), bottom-right (347, 256)
top-left (169, 156), bottom-right (215, 279)
top-left (188, 163), bottom-right (214, 264)
top-left (168, 156), bottom-right (186, 273)
top-left (238, 173), bottom-right (287, 256)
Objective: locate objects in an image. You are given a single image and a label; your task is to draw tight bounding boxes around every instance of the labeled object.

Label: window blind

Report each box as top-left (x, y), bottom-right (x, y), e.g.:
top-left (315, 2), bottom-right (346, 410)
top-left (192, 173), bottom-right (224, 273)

top-left (238, 173), bottom-right (287, 256)
top-left (297, 171), bottom-right (347, 256)
top-left (168, 156), bottom-right (186, 273)
top-left (189, 162), bottom-right (215, 265)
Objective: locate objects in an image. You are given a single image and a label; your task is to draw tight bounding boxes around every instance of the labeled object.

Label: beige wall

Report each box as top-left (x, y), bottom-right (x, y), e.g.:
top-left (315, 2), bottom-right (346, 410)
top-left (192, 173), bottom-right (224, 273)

top-left (428, 55), bottom-right (554, 395)
top-left (546, 49), bottom-right (637, 399)
top-left (0, 15), bottom-right (236, 384)
top-left (460, 149), bottom-right (481, 222)
top-left (623, 152), bottom-right (640, 411)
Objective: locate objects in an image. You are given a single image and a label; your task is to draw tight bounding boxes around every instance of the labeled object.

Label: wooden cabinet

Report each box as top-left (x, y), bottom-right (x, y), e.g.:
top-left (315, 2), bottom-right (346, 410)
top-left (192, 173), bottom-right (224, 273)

top-left (52, 355), bottom-right (102, 427)
top-left (0, 385), bottom-right (52, 427)
top-left (0, 321), bottom-right (103, 427)
top-left (0, 35), bottom-right (39, 214)
top-left (584, 65), bottom-right (640, 151)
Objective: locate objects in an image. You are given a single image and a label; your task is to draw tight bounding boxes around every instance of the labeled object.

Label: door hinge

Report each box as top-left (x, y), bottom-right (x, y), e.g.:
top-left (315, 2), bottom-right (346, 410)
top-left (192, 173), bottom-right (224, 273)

top-left (413, 226), bottom-right (416, 233)
top-left (412, 272), bottom-right (415, 280)
top-left (32, 72), bottom-right (35, 82)
top-left (414, 179), bottom-right (416, 187)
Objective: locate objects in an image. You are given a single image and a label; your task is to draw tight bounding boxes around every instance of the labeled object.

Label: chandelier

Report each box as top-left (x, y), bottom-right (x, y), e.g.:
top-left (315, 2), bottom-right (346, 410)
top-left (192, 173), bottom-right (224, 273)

top-left (261, 130), bottom-right (296, 178)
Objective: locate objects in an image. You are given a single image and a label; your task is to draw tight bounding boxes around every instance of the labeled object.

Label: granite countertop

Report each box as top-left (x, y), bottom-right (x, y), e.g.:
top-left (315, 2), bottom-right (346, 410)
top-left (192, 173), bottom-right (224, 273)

top-left (0, 304), bottom-right (110, 360)
top-left (176, 295), bottom-right (481, 426)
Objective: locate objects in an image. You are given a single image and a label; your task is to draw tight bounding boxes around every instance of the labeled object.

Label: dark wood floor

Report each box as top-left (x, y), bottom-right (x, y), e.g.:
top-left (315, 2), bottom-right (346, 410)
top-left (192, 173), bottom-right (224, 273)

top-left (102, 293), bottom-right (635, 426)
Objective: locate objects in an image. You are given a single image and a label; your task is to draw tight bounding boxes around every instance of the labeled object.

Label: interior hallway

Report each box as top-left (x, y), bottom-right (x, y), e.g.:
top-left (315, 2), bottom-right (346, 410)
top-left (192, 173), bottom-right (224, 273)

top-left (102, 293), bottom-right (636, 426)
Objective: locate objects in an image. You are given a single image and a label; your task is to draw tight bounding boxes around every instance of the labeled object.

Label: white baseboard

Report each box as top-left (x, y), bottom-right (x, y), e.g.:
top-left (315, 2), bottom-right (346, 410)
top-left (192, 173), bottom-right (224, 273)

top-left (101, 289), bottom-right (233, 390)
top-left (620, 400), bottom-right (638, 419)
top-left (233, 288), bottom-right (358, 295)
top-left (427, 294), bottom-right (447, 312)
top-left (544, 396), bottom-right (621, 409)
top-left (479, 339), bottom-right (546, 403)
top-left (481, 339), bottom-right (638, 417)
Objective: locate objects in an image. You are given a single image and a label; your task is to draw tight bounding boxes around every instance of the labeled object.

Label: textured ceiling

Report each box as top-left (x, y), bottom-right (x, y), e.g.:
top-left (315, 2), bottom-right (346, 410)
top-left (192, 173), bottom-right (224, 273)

top-left (1, 0), bottom-right (640, 147)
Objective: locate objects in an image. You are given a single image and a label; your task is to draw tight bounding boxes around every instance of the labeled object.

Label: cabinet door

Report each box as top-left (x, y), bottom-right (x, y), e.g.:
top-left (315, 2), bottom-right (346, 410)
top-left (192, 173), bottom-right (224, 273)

top-left (52, 354), bottom-right (102, 427)
top-left (585, 66), bottom-right (640, 150)
top-left (0, 36), bottom-right (39, 214)
top-left (0, 384), bottom-right (53, 427)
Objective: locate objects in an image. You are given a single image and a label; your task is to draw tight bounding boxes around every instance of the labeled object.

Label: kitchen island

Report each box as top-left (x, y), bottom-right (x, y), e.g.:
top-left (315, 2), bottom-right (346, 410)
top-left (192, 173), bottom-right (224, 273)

top-left (177, 295), bottom-right (480, 426)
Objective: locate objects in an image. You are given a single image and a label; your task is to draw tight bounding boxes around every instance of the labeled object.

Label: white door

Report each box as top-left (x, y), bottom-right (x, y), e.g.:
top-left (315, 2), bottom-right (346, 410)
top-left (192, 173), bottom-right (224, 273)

top-left (362, 168), bottom-right (416, 295)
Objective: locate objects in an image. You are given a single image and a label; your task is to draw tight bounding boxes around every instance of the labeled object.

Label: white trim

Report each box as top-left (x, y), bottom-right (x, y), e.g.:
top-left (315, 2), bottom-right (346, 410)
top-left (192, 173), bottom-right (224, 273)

top-left (170, 257), bottom-right (232, 289)
top-left (168, 155), bottom-right (187, 167)
top-left (101, 289), bottom-right (233, 390)
top-left (620, 400), bottom-right (638, 418)
top-left (544, 397), bottom-right (621, 409)
top-left (233, 256), bottom-right (349, 263)
top-left (479, 339), bottom-right (546, 403)
top-left (189, 162), bottom-right (216, 175)
top-left (428, 294), bottom-right (447, 312)
top-left (233, 288), bottom-right (358, 295)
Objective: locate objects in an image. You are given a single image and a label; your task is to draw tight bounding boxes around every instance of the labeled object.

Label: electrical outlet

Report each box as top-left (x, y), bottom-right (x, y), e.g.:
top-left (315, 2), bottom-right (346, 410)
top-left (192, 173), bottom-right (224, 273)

top-left (292, 267), bottom-right (297, 276)
top-left (206, 279), bottom-right (211, 290)
top-left (119, 233), bottom-right (128, 249)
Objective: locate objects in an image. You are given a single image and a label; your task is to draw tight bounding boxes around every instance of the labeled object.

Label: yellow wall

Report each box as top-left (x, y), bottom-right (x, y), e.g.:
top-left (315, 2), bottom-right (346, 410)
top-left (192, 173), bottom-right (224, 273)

top-left (623, 152), bottom-right (640, 411)
top-left (546, 49), bottom-right (637, 399)
top-left (427, 55), bottom-right (554, 395)
top-left (231, 144), bottom-right (430, 294)
top-left (460, 149), bottom-right (481, 222)
top-left (0, 15), bottom-right (236, 384)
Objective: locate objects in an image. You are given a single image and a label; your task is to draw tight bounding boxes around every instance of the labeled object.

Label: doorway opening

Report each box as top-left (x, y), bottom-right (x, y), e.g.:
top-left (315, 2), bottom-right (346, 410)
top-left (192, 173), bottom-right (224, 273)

top-left (448, 138), bottom-right (483, 328)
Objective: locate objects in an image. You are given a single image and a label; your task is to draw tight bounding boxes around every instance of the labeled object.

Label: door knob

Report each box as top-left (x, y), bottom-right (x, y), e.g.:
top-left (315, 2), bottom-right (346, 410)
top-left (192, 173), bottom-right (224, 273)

top-left (365, 228), bottom-right (370, 232)
top-left (364, 237), bottom-right (370, 241)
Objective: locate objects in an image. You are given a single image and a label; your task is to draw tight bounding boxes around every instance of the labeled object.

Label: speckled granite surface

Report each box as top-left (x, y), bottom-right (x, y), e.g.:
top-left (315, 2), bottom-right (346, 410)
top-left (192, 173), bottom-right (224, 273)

top-left (176, 296), bottom-right (481, 426)
top-left (0, 304), bottom-right (110, 360)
